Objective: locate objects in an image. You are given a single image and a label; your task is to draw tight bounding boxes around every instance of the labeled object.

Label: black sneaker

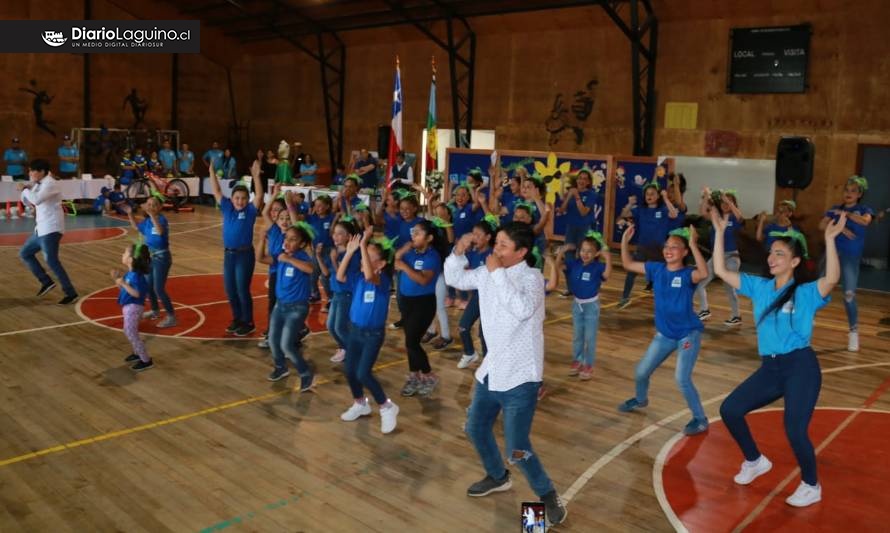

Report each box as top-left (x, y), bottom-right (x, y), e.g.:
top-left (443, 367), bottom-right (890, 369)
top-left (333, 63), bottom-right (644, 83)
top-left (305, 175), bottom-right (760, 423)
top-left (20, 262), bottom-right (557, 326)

top-left (299, 373), bottom-right (316, 392)
top-left (226, 320), bottom-right (240, 333)
top-left (234, 322), bottom-right (256, 337)
top-left (431, 337), bottom-right (453, 350)
top-left (541, 490), bottom-right (568, 526)
top-left (724, 316), bottom-right (742, 327)
top-left (36, 281), bottom-right (56, 297)
top-left (124, 353), bottom-right (139, 362)
top-left (131, 359), bottom-right (154, 372)
top-left (421, 331), bottom-right (436, 344)
top-left (467, 471), bottom-right (512, 497)
top-left (389, 320), bottom-right (403, 330)
top-left (58, 294), bottom-right (78, 305)
top-left (267, 367), bottom-right (290, 381)
top-left (697, 309), bottom-right (711, 321)
top-left (298, 326), bottom-right (311, 341)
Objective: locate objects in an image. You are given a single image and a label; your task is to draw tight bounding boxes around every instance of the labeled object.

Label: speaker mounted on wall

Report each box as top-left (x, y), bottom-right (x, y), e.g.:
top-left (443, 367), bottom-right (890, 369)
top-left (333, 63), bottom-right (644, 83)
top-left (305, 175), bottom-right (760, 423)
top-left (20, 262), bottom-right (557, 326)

top-left (776, 136), bottom-right (814, 189)
top-left (377, 125), bottom-right (391, 158)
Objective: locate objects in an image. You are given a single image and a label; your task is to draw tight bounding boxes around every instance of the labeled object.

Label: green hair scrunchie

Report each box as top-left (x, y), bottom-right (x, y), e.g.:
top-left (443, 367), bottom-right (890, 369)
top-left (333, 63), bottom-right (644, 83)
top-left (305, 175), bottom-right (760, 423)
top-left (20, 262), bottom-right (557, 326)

top-left (527, 173), bottom-right (544, 185)
top-left (344, 174), bottom-right (361, 186)
top-left (482, 213), bottom-right (500, 230)
top-left (292, 221), bottom-right (317, 242)
top-left (531, 246), bottom-right (544, 269)
top-left (768, 229), bottom-right (809, 259)
top-left (431, 216), bottom-right (453, 228)
top-left (668, 227), bottom-right (691, 241)
top-left (371, 235), bottom-right (396, 262)
top-left (848, 175), bottom-right (868, 192)
top-left (643, 177), bottom-right (660, 191)
top-left (584, 230), bottom-right (608, 251)
top-left (514, 200), bottom-right (538, 214)
top-left (354, 202), bottom-right (369, 212)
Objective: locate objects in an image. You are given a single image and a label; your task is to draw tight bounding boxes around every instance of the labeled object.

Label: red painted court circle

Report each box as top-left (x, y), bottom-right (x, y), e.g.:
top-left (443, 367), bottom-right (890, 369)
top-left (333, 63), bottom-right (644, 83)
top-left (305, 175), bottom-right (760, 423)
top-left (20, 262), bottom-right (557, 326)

top-left (77, 273), bottom-right (328, 340)
top-left (657, 408), bottom-right (890, 532)
top-left (0, 227), bottom-right (126, 246)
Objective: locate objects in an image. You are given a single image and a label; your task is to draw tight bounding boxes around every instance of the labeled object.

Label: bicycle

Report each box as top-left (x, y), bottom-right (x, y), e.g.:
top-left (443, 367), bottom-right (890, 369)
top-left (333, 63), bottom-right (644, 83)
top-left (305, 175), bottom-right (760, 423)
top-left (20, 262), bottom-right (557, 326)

top-left (124, 170), bottom-right (190, 209)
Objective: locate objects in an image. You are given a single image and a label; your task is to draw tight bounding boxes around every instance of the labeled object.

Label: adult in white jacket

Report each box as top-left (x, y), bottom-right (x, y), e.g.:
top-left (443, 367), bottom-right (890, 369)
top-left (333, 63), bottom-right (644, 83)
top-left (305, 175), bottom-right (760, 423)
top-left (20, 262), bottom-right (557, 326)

top-left (17, 159), bottom-right (78, 304)
top-left (444, 222), bottom-right (566, 527)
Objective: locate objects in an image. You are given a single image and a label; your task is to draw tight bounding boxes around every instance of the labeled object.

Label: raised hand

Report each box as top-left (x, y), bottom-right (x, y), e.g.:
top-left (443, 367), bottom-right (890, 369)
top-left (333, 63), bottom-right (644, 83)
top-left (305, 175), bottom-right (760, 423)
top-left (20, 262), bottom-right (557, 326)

top-left (825, 212), bottom-right (847, 239)
top-left (621, 223), bottom-right (636, 243)
top-left (710, 207), bottom-right (728, 233)
top-left (688, 224), bottom-right (698, 244)
top-left (110, 269), bottom-right (121, 281)
top-left (453, 233), bottom-right (474, 255)
top-left (346, 233), bottom-right (361, 254)
top-left (485, 252), bottom-right (503, 272)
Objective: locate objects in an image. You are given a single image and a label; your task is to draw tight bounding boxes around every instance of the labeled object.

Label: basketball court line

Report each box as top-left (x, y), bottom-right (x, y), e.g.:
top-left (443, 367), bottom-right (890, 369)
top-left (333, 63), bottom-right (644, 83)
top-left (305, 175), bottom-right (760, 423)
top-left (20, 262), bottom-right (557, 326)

top-left (0, 227), bottom-right (128, 248)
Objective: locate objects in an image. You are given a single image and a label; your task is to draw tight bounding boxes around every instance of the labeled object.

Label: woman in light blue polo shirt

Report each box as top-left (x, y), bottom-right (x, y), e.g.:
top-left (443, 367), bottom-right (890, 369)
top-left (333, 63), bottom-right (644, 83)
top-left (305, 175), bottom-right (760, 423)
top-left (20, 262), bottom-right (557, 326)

top-left (711, 208), bottom-right (847, 509)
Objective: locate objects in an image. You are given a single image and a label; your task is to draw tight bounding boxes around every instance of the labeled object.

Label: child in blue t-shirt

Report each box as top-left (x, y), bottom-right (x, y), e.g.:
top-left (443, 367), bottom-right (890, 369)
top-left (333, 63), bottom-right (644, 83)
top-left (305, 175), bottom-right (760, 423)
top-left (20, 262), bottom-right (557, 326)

top-left (493, 172), bottom-right (523, 226)
top-left (454, 215), bottom-right (499, 370)
top-left (548, 231), bottom-right (612, 379)
top-left (307, 195), bottom-right (335, 304)
top-left (256, 186), bottom-right (297, 347)
top-left (119, 150), bottom-right (137, 185)
top-left (618, 182), bottom-right (679, 308)
top-left (209, 159), bottom-right (264, 337)
top-left (393, 219), bottom-right (444, 398)
top-left (818, 176), bottom-right (874, 351)
top-left (338, 226), bottom-right (400, 434)
top-left (696, 188), bottom-right (745, 326)
top-left (447, 184), bottom-right (486, 309)
top-left (710, 208), bottom-right (847, 508)
top-left (266, 223), bottom-right (316, 391)
top-left (389, 192), bottom-right (425, 328)
top-left (319, 218), bottom-right (361, 364)
top-left (617, 223), bottom-right (710, 436)
top-left (756, 199), bottom-right (798, 250)
top-left (112, 243), bottom-right (153, 372)
top-left (126, 196), bottom-right (176, 328)
top-left (556, 168), bottom-right (598, 259)
top-left (421, 200), bottom-right (456, 350)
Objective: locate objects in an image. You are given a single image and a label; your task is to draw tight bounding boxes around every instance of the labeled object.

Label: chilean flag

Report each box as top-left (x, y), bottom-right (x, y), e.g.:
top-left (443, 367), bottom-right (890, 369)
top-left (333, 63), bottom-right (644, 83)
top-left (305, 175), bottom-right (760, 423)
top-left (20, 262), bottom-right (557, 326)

top-left (386, 58), bottom-right (403, 190)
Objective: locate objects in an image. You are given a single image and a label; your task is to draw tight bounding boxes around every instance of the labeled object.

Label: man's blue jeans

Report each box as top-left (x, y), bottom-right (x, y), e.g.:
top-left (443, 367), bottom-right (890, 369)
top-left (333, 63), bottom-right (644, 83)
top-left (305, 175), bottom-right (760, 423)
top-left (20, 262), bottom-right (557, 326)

top-left (465, 377), bottom-right (555, 497)
top-left (19, 231), bottom-right (76, 296)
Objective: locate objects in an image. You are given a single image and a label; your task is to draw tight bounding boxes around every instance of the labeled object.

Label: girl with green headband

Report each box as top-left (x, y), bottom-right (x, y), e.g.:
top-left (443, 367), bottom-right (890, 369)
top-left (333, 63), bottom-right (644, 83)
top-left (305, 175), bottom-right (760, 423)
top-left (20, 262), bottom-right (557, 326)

top-left (618, 222), bottom-right (710, 436)
top-left (695, 187), bottom-right (745, 326)
top-left (546, 231), bottom-right (612, 380)
top-left (113, 241), bottom-right (154, 372)
top-left (125, 194), bottom-right (177, 329)
top-left (711, 208), bottom-right (848, 508)
top-left (422, 199), bottom-right (456, 350)
top-left (266, 222), bottom-right (317, 390)
top-left (318, 217), bottom-right (362, 363)
top-left (448, 181), bottom-right (488, 310)
top-left (334, 175), bottom-right (363, 216)
top-left (756, 199), bottom-right (799, 251)
top-left (453, 216), bottom-right (498, 369)
top-left (338, 226), bottom-right (400, 434)
top-left (616, 181), bottom-right (680, 308)
top-left (818, 175), bottom-right (874, 351)
top-left (307, 194), bottom-right (335, 306)
top-left (556, 168), bottom-right (599, 271)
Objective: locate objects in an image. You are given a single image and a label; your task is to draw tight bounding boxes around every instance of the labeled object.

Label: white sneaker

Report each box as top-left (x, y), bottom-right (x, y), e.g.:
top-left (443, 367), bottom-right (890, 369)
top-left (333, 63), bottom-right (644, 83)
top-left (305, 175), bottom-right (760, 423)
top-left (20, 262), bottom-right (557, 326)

top-left (380, 401), bottom-right (399, 434)
top-left (340, 399), bottom-right (372, 421)
top-left (142, 311), bottom-right (160, 320)
top-left (330, 348), bottom-right (346, 363)
top-left (733, 455), bottom-right (773, 485)
top-left (157, 315), bottom-right (177, 328)
top-left (785, 481), bottom-right (821, 507)
top-left (457, 353), bottom-right (479, 369)
top-left (0, 210), bottom-right (6, 220)
top-left (257, 338), bottom-right (270, 349)
top-left (848, 331), bottom-right (859, 352)
top-left (10, 208), bottom-right (19, 220)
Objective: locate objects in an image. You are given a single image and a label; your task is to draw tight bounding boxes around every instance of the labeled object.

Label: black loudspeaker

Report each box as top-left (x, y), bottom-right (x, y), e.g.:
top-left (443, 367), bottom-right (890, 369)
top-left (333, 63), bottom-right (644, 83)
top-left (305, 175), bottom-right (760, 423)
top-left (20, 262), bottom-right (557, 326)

top-left (776, 137), bottom-right (815, 189)
top-left (377, 125), bottom-right (391, 157)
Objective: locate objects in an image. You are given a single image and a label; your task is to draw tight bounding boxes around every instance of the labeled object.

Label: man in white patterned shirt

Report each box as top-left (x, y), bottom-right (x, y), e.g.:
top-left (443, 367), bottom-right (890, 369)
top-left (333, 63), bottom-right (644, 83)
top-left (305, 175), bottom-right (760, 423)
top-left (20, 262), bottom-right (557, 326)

top-left (444, 222), bottom-right (567, 527)
top-left (17, 159), bottom-right (78, 304)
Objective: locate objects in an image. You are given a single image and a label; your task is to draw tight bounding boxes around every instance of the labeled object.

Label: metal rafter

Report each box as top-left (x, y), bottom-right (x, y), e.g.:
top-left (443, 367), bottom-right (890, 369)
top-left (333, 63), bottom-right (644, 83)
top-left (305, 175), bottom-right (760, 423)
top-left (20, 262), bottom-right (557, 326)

top-left (601, 0), bottom-right (657, 155)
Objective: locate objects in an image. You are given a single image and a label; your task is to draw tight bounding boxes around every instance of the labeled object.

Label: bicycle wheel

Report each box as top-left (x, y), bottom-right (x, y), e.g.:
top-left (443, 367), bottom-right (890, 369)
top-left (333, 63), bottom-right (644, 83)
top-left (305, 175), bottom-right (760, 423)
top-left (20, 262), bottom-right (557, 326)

top-left (164, 178), bottom-right (190, 208)
top-left (126, 179), bottom-right (150, 203)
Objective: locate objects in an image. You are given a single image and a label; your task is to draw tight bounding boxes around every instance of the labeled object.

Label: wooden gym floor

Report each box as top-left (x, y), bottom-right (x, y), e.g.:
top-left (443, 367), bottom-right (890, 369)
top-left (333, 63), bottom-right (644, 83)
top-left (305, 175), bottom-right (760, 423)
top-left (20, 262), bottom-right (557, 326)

top-left (0, 206), bottom-right (888, 532)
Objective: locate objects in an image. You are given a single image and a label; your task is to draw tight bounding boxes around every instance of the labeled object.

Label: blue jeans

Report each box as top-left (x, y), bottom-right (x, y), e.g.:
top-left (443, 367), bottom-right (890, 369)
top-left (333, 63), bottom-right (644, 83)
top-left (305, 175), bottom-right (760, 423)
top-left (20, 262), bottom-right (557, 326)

top-left (19, 231), bottom-right (76, 296)
top-left (465, 377), bottom-right (555, 497)
top-left (634, 330), bottom-right (705, 420)
top-left (621, 249), bottom-right (647, 300)
top-left (326, 291), bottom-right (352, 349)
top-left (344, 325), bottom-right (387, 404)
top-left (268, 301), bottom-right (311, 374)
top-left (720, 347), bottom-right (821, 485)
top-left (311, 244), bottom-right (332, 299)
top-left (459, 291), bottom-right (486, 356)
top-left (223, 248), bottom-right (255, 325)
top-left (839, 253), bottom-right (860, 330)
top-left (572, 299), bottom-right (600, 366)
top-left (146, 249), bottom-right (174, 315)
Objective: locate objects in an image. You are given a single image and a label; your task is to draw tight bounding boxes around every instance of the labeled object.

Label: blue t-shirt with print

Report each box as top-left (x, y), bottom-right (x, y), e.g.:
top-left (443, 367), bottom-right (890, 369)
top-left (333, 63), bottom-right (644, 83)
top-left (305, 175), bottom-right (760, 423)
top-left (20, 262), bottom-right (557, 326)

top-left (825, 204), bottom-right (874, 257)
top-left (399, 248), bottom-right (441, 296)
top-left (275, 250), bottom-right (312, 304)
top-left (266, 225), bottom-right (285, 274)
top-left (384, 211), bottom-right (401, 241)
top-left (466, 247), bottom-right (492, 269)
top-left (710, 214), bottom-right (742, 253)
top-left (451, 203), bottom-right (482, 239)
top-left (398, 216), bottom-right (424, 247)
top-left (738, 274), bottom-right (830, 356)
top-left (645, 262), bottom-right (703, 340)
top-left (565, 189), bottom-right (597, 228)
top-left (118, 271), bottom-right (148, 306)
top-left (220, 197), bottom-right (258, 249)
top-left (564, 258), bottom-right (606, 299)
top-left (307, 213), bottom-right (334, 247)
top-left (328, 250), bottom-right (362, 294)
top-left (633, 205), bottom-right (672, 248)
top-left (138, 215), bottom-right (170, 251)
top-left (177, 150), bottom-right (194, 173)
top-left (350, 275), bottom-right (392, 329)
